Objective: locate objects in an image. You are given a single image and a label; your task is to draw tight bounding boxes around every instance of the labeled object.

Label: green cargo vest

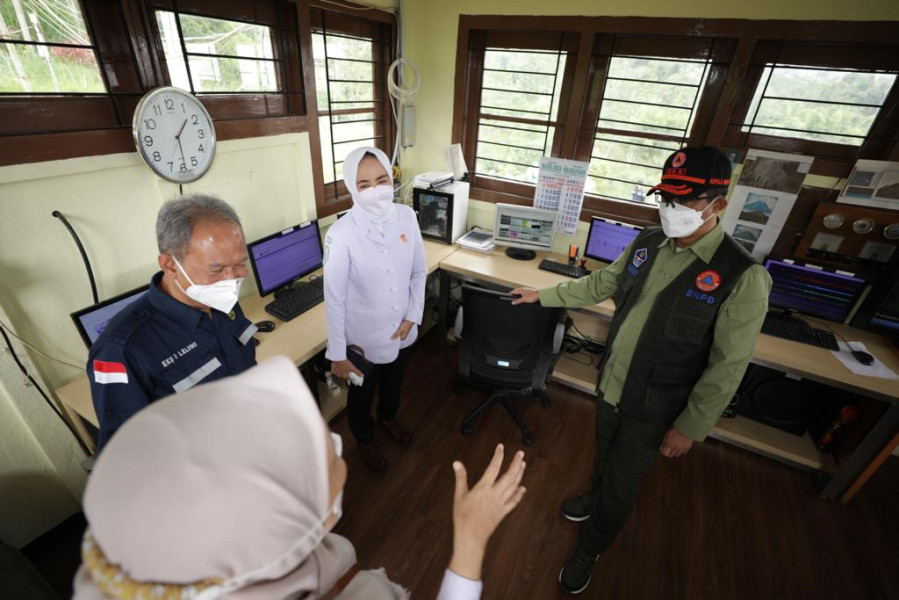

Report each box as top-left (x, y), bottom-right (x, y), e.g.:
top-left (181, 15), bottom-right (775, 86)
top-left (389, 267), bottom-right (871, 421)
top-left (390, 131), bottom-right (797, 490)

top-left (600, 226), bottom-right (758, 423)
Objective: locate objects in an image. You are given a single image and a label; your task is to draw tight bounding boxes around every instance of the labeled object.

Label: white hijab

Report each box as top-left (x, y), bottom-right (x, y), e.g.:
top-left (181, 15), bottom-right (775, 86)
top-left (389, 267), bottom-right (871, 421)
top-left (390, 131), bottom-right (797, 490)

top-left (73, 356), bottom-right (406, 600)
top-left (342, 146), bottom-right (395, 228)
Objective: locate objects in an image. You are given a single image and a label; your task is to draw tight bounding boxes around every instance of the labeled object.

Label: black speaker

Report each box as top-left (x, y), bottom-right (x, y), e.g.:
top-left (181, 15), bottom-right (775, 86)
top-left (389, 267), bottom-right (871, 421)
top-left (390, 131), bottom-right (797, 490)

top-left (734, 365), bottom-right (829, 436)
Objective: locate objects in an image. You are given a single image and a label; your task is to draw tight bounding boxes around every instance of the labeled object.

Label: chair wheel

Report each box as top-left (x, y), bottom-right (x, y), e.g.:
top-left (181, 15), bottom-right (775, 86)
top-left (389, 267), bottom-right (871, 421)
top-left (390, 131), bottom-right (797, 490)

top-left (461, 423), bottom-right (474, 436)
top-left (523, 433), bottom-right (534, 446)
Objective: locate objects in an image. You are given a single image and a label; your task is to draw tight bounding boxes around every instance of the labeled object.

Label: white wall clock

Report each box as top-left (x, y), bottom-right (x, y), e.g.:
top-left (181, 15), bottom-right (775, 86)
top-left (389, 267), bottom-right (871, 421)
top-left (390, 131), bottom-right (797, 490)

top-left (132, 86), bottom-right (216, 183)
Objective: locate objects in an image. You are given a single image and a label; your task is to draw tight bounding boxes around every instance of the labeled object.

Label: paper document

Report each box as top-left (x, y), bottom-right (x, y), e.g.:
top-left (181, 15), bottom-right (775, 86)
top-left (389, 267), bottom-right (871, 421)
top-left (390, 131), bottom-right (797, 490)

top-left (831, 341), bottom-right (898, 379)
top-left (721, 149), bottom-right (814, 260)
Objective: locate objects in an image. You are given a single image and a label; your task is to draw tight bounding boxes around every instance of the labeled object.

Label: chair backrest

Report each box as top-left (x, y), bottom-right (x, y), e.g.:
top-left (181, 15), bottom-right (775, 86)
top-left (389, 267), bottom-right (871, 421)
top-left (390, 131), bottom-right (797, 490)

top-left (457, 285), bottom-right (565, 389)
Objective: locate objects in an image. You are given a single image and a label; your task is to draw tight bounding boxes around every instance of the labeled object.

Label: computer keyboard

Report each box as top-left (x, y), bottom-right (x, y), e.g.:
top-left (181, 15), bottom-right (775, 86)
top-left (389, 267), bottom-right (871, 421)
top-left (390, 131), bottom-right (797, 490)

top-left (761, 313), bottom-right (839, 351)
top-left (265, 278), bottom-right (324, 322)
top-left (538, 259), bottom-right (590, 279)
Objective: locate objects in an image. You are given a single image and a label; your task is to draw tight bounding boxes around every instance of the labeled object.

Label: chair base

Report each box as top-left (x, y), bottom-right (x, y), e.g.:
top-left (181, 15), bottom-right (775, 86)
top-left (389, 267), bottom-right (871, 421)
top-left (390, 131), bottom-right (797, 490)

top-left (460, 386), bottom-right (551, 446)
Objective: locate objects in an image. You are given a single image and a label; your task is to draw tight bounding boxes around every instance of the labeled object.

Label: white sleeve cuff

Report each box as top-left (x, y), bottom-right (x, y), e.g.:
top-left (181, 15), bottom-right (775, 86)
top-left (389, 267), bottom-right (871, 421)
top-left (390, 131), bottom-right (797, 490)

top-left (436, 569), bottom-right (482, 600)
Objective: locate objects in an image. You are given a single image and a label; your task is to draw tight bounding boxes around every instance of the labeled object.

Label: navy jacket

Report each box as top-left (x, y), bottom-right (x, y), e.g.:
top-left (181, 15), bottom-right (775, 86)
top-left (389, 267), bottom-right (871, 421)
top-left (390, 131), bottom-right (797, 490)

top-left (87, 272), bottom-right (257, 449)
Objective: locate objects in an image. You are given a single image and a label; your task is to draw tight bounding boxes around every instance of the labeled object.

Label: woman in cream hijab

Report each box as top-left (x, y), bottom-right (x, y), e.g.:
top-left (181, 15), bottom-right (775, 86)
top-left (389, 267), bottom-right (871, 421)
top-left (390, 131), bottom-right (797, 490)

top-left (73, 356), bottom-right (527, 599)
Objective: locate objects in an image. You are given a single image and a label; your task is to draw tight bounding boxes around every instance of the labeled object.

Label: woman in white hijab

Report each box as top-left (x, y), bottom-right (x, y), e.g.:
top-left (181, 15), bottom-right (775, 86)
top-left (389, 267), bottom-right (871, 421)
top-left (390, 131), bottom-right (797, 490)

top-left (73, 356), bottom-right (527, 600)
top-left (323, 146), bottom-right (427, 472)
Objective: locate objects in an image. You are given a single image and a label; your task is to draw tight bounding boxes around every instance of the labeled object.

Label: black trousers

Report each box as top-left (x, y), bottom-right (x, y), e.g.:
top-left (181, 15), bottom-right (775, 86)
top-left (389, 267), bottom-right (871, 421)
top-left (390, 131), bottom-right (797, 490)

top-left (578, 394), bottom-right (670, 556)
top-left (346, 347), bottom-right (411, 445)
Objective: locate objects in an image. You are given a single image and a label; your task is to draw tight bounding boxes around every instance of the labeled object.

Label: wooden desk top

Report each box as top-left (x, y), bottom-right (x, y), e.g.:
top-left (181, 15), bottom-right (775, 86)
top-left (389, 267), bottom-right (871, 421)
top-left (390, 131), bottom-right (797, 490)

top-left (439, 247), bottom-right (616, 318)
top-left (55, 240), bottom-right (459, 427)
top-left (438, 245), bottom-right (899, 402)
top-left (751, 322), bottom-right (899, 402)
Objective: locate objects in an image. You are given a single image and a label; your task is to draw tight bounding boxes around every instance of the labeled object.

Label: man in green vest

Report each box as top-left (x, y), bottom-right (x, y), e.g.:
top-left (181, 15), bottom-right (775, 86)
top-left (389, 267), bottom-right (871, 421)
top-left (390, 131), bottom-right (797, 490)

top-left (512, 146), bottom-right (772, 595)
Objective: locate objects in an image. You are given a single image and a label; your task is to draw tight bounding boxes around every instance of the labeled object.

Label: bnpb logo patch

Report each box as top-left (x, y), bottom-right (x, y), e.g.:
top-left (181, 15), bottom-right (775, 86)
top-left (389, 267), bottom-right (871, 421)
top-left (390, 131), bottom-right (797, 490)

top-left (671, 152), bottom-right (687, 168)
top-left (696, 270), bottom-right (721, 292)
top-left (633, 248), bottom-right (648, 268)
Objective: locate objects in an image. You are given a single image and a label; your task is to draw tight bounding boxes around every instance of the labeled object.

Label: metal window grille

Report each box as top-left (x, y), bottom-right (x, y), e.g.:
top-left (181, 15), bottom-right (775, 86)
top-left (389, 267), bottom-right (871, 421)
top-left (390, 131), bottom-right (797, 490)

top-left (589, 54), bottom-right (711, 205)
top-left (474, 47), bottom-right (567, 186)
top-left (312, 20), bottom-right (383, 197)
top-left (741, 63), bottom-right (898, 147)
top-left (0, 0), bottom-right (107, 95)
top-left (154, 8), bottom-right (280, 95)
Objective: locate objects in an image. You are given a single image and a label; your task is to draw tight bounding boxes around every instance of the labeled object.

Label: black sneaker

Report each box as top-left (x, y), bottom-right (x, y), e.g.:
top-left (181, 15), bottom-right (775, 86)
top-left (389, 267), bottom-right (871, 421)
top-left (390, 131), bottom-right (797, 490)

top-left (559, 550), bottom-right (600, 594)
top-left (559, 493), bottom-right (593, 522)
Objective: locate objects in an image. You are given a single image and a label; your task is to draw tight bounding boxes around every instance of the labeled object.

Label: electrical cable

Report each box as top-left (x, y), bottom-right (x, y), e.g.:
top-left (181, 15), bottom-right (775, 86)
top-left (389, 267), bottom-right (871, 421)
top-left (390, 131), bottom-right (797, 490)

top-left (0, 319), bottom-right (85, 370)
top-left (52, 211), bottom-right (99, 305)
top-left (0, 326), bottom-right (90, 455)
top-left (570, 321), bottom-right (603, 346)
top-left (559, 350), bottom-right (594, 366)
top-left (387, 57), bottom-right (420, 166)
top-left (387, 58), bottom-right (420, 104)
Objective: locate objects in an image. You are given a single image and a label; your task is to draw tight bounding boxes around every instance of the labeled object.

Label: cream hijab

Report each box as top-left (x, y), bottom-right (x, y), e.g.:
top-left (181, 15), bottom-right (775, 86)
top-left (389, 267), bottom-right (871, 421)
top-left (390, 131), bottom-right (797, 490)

top-left (342, 146), bottom-right (395, 226)
top-left (73, 356), bottom-right (407, 600)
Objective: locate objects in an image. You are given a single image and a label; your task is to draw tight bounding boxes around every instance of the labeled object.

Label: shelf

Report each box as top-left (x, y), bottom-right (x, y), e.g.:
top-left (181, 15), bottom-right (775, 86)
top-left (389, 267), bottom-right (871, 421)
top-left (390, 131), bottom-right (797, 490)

top-left (319, 380), bottom-right (348, 423)
top-left (710, 416), bottom-right (833, 471)
top-left (551, 353), bottom-right (598, 394)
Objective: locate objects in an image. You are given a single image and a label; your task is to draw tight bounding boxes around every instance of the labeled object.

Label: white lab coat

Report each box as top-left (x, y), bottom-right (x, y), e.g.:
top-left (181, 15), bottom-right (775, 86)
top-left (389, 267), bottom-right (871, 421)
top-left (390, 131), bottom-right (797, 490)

top-left (324, 204), bottom-right (427, 364)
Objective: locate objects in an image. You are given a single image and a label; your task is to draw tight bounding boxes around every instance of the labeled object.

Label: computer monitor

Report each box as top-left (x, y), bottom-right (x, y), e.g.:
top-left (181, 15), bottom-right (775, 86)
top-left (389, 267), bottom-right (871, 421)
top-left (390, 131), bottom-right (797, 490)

top-left (869, 284), bottom-right (899, 332)
top-left (764, 259), bottom-right (867, 323)
top-left (852, 269), bottom-right (899, 339)
top-left (493, 203), bottom-right (557, 252)
top-left (71, 285), bottom-right (149, 348)
top-left (248, 221), bottom-right (324, 297)
top-left (584, 217), bottom-right (643, 264)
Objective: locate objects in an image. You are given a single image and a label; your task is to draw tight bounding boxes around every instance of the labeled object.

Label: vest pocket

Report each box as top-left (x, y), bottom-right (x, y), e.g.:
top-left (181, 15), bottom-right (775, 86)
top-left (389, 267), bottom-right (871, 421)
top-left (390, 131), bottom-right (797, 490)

top-left (644, 365), bottom-right (694, 413)
top-left (664, 308), bottom-right (713, 344)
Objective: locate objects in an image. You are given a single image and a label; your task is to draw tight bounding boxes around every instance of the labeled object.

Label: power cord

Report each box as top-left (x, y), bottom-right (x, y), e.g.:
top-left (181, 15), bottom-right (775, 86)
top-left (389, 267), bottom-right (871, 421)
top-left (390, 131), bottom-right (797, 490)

top-left (0, 319), bottom-right (84, 370)
top-left (0, 326), bottom-right (90, 455)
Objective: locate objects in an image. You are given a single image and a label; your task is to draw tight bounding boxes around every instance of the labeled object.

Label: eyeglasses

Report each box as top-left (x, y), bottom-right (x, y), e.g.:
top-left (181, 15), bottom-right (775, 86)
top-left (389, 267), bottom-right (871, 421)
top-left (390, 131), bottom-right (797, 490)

top-left (659, 193), bottom-right (713, 207)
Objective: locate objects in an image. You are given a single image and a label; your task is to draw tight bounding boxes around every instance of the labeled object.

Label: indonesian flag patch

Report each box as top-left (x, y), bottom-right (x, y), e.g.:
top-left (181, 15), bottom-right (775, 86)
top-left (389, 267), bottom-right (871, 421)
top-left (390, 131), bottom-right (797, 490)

top-left (93, 360), bottom-right (129, 385)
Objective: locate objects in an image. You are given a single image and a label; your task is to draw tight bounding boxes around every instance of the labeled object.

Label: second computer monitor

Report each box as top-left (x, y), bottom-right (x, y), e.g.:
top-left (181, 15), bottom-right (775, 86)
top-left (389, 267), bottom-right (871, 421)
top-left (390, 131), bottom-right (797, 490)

top-left (585, 217), bottom-right (643, 264)
top-left (71, 285), bottom-right (149, 348)
top-left (765, 258), bottom-right (867, 323)
top-left (493, 203), bottom-right (557, 251)
top-left (248, 221), bottom-right (324, 297)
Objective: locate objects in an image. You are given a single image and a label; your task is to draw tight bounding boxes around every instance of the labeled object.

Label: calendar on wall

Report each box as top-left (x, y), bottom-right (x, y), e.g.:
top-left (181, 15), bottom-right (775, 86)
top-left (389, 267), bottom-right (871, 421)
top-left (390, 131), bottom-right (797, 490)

top-left (533, 156), bottom-right (589, 236)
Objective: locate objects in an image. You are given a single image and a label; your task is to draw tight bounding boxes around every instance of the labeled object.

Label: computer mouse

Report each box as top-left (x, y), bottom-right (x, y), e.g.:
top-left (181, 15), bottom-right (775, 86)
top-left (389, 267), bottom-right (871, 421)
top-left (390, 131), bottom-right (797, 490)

top-left (255, 320), bottom-right (276, 333)
top-left (851, 350), bottom-right (874, 366)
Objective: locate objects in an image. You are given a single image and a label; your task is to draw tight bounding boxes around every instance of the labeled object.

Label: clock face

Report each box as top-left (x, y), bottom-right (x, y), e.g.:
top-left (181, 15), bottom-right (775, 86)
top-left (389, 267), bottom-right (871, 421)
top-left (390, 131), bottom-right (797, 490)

top-left (132, 87), bottom-right (216, 183)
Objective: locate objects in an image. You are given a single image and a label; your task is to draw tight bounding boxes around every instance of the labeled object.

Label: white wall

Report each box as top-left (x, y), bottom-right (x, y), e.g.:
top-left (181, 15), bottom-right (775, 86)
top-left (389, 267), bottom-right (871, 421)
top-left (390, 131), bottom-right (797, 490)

top-left (0, 132), bottom-right (319, 545)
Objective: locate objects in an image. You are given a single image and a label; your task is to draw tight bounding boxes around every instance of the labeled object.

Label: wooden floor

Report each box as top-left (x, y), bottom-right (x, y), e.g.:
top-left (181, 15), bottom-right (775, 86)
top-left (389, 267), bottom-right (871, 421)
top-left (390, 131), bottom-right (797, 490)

top-left (332, 330), bottom-right (899, 600)
top-left (21, 328), bottom-right (899, 599)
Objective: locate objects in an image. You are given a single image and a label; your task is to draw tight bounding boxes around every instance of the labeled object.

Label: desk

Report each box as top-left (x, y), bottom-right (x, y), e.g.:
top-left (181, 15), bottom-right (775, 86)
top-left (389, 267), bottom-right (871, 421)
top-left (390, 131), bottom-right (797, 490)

top-left (438, 246), bottom-right (899, 500)
top-left (55, 240), bottom-right (458, 453)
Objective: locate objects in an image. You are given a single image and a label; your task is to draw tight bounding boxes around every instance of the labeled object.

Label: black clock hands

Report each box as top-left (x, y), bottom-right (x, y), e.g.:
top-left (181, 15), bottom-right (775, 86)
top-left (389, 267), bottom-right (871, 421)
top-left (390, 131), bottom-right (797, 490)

top-left (175, 118), bottom-right (188, 163)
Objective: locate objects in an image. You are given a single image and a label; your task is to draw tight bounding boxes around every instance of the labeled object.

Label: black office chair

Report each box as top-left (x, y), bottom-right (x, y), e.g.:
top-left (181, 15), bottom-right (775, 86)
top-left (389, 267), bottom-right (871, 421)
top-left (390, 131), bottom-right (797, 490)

top-left (454, 285), bottom-right (567, 446)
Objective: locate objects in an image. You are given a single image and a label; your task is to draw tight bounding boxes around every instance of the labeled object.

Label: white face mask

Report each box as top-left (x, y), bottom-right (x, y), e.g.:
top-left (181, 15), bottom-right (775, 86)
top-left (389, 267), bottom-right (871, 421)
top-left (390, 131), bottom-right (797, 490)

top-left (172, 256), bottom-right (243, 314)
top-left (355, 185), bottom-right (394, 218)
top-left (193, 434), bottom-right (345, 600)
top-left (658, 201), bottom-right (715, 238)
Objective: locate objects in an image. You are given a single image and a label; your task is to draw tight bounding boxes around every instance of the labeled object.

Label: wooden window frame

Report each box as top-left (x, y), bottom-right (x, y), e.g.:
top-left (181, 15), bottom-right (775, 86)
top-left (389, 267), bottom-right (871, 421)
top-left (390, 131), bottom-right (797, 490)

top-left (307, 1), bottom-right (395, 218)
top-left (1, 0), bottom-right (308, 167)
top-left (464, 30), bottom-right (578, 197)
top-left (577, 34), bottom-right (736, 212)
top-left (720, 40), bottom-right (899, 173)
top-left (453, 16), bottom-right (899, 227)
